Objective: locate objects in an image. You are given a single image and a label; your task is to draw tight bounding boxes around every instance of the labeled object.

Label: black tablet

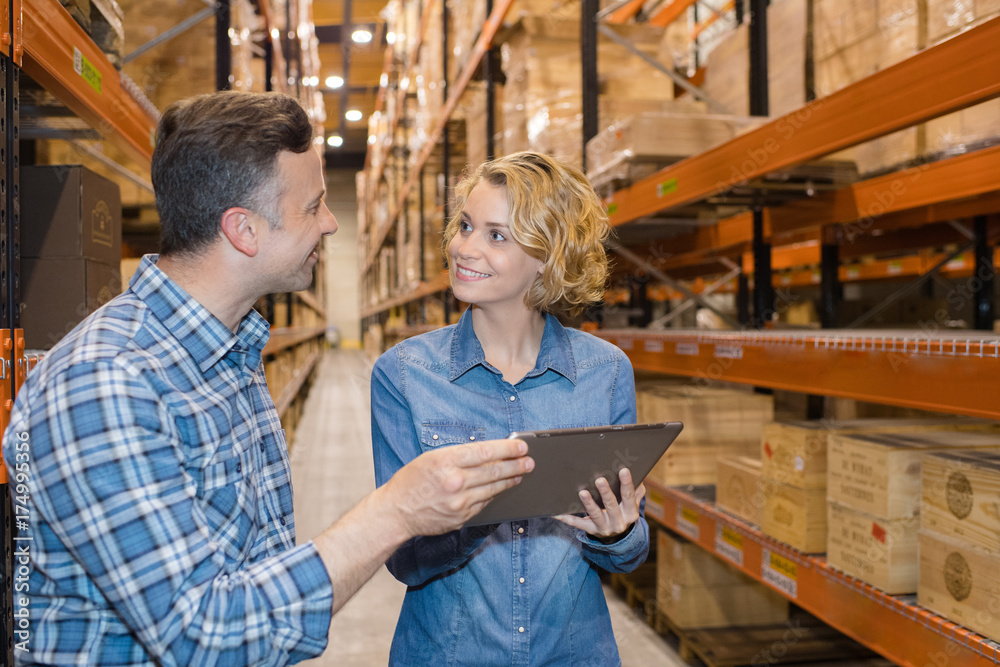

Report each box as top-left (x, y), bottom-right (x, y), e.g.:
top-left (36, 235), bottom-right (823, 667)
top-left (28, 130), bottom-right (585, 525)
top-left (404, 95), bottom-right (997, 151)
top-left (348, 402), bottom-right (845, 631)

top-left (465, 421), bottom-right (683, 526)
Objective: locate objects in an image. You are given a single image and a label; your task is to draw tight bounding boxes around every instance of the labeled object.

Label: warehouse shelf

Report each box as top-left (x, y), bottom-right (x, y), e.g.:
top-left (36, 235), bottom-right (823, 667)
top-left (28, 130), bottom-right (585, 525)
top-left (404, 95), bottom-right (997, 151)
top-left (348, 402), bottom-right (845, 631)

top-left (604, 16), bottom-right (1000, 226)
top-left (274, 349), bottom-right (321, 418)
top-left (597, 329), bottom-right (1000, 420)
top-left (361, 0), bottom-right (514, 275)
top-left (361, 270), bottom-right (449, 318)
top-left (263, 325), bottom-right (327, 357)
top-left (20, 0), bottom-right (159, 167)
top-left (294, 289), bottom-right (326, 319)
top-left (643, 482), bottom-right (1000, 667)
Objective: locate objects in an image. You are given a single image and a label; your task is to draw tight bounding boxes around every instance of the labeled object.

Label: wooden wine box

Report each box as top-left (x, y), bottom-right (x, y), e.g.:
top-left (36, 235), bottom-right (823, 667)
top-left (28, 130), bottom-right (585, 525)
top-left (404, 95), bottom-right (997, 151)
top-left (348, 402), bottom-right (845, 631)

top-left (717, 456), bottom-right (763, 525)
top-left (826, 500), bottom-right (919, 594)
top-left (656, 531), bottom-right (788, 629)
top-left (762, 418), bottom-right (1000, 490)
top-left (827, 430), bottom-right (1000, 519)
top-left (922, 450), bottom-right (1000, 554)
top-left (638, 384), bottom-right (773, 486)
top-left (759, 479), bottom-right (827, 553)
top-left (918, 530), bottom-right (1000, 642)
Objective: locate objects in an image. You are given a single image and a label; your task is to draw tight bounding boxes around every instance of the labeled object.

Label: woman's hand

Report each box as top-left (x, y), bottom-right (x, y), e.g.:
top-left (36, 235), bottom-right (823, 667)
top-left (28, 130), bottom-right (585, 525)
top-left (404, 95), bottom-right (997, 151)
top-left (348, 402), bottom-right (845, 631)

top-left (555, 468), bottom-right (645, 542)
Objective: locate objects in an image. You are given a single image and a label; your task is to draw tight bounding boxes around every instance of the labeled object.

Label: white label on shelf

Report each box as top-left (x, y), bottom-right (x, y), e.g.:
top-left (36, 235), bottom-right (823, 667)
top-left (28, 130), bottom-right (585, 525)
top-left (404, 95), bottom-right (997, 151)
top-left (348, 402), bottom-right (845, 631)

top-left (74, 47), bottom-right (83, 75)
top-left (887, 262), bottom-right (903, 275)
top-left (794, 456), bottom-right (804, 472)
top-left (618, 338), bottom-right (633, 351)
top-left (761, 549), bottom-right (798, 598)
top-left (676, 505), bottom-right (699, 540)
top-left (676, 343), bottom-right (699, 356)
top-left (946, 256), bottom-right (967, 271)
top-left (644, 339), bottom-right (665, 353)
top-left (714, 345), bottom-right (743, 359)
top-left (715, 524), bottom-right (744, 567)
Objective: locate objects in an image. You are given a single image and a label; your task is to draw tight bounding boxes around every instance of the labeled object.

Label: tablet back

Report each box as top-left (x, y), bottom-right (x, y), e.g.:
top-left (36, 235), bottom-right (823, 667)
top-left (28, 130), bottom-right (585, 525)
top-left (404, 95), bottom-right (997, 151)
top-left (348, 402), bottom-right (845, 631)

top-left (466, 421), bottom-right (683, 526)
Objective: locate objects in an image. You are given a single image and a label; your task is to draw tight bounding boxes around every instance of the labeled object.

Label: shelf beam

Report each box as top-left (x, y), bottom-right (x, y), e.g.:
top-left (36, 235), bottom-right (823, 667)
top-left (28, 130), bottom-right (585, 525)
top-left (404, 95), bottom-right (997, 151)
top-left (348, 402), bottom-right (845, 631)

top-left (361, 271), bottom-right (449, 318)
top-left (597, 329), bottom-right (1000, 419)
top-left (263, 325), bottom-right (325, 357)
top-left (606, 16), bottom-right (1000, 225)
top-left (644, 482), bottom-right (1000, 667)
top-left (21, 0), bottom-right (158, 167)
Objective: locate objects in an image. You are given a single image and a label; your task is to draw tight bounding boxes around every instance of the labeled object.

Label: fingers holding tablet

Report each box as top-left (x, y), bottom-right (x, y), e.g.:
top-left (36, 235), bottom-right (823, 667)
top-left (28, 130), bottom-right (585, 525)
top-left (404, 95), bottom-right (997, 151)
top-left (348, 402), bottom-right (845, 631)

top-left (555, 467), bottom-right (646, 541)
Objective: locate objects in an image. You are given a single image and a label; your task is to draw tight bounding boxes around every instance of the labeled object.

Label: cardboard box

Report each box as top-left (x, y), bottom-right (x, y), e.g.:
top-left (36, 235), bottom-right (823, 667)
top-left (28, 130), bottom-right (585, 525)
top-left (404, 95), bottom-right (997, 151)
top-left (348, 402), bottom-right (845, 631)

top-left (826, 500), bottom-right (919, 593)
top-left (22, 165), bottom-right (121, 264)
top-left (21, 258), bottom-right (122, 349)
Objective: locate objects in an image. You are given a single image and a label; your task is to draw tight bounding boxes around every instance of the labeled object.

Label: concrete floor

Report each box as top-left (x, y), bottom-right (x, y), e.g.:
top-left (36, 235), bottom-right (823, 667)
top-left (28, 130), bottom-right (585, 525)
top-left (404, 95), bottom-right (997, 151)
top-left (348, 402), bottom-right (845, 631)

top-left (289, 349), bottom-right (893, 667)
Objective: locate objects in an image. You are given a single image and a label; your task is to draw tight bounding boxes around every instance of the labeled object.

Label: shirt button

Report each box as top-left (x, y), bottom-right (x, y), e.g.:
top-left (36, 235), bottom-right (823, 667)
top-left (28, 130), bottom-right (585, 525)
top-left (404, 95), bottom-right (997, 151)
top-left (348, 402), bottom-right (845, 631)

top-left (236, 462), bottom-right (242, 473)
top-left (432, 434), bottom-right (439, 441)
top-left (519, 577), bottom-right (525, 584)
top-left (279, 516), bottom-right (287, 526)
top-left (509, 396), bottom-right (516, 402)
top-left (518, 627), bottom-right (525, 634)
top-left (518, 527), bottom-right (524, 534)
top-left (469, 436), bottom-right (476, 441)
top-left (259, 443), bottom-right (265, 452)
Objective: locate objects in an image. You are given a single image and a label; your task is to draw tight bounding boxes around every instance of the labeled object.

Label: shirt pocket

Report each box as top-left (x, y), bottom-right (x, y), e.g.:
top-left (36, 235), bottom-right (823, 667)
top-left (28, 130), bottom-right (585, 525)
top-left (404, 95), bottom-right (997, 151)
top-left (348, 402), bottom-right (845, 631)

top-left (420, 421), bottom-right (487, 450)
top-left (198, 453), bottom-right (257, 563)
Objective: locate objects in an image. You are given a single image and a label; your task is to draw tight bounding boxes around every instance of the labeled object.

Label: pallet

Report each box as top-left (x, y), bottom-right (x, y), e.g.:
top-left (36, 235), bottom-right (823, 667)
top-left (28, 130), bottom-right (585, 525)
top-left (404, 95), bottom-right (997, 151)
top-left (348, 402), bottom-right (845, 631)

top-left (608, 563), bottom-right (658, 625)
top-left (652, 610), bottom-right (887, 667)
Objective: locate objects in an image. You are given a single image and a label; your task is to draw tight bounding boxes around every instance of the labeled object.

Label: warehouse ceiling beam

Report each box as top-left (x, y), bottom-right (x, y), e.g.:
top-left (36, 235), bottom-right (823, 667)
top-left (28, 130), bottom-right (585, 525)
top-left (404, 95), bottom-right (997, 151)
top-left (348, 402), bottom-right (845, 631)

top-left (595, 23), bottom-right (731, 114)
top-left (649, 0), bottom-right (698, 27)
top-left (606, 16), bottom-right (1000, 225)
top-left (123, 0), bottom-right (216, 64)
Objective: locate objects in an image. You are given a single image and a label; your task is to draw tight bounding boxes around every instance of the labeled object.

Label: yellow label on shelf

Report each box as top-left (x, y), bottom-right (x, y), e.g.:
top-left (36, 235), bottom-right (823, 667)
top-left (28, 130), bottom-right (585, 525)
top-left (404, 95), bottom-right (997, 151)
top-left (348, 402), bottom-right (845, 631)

top-left (715, 524), bottom-right (744, 566)
top-left (646, 488), bottom-right (664, 520)
top-left (762, 549), bottom-right (798, 598)
top-left (657, 179), bottom-right (678, 197)
top-left (677, 504), bottom-right (699, 540)
top-left (73, 47), bottom-right (102, 93)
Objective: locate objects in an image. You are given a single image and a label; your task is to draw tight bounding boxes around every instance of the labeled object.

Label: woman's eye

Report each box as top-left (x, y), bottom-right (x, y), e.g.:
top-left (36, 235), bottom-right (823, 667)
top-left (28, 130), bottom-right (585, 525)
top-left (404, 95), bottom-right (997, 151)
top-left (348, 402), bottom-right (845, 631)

top-left (460, 221), bottom-right (472, 232)
top-left (490, 231), bottom-right (506, 242)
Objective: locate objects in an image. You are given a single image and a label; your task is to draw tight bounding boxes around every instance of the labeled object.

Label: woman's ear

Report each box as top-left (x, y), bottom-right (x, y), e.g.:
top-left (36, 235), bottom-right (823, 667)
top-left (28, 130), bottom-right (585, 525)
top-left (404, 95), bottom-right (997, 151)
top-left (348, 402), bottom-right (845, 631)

top-left (219, 207), bottom-right (260, 257)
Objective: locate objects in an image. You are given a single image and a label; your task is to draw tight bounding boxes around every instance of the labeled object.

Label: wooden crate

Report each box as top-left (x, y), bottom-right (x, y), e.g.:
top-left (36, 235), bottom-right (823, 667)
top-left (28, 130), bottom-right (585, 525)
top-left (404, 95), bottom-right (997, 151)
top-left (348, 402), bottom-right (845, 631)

top-left (918, 530), bottom-right (1000, 642)
top-left (827, 430), bottom-right (1000, 519)
top-left (826, 500), bottom-right (919, 594)
top-left (657, 531), bottom-right (788, 629)
top-left (716, 456), bottom-right (763, 525)
top-left (762, 418), bottom-right (998, 489)
top-left (639, 384), bottom-right (774, 486)
top-left (923, 450), bottom-right (1000, 554)
top-left (760, 480), bottom-right (827, 553)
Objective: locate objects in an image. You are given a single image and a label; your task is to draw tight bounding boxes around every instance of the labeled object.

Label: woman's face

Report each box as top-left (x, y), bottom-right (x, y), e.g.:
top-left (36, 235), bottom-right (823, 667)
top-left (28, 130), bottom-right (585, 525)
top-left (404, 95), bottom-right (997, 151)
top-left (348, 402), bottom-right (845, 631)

top-left (448, 181), bottom-right (544, 312)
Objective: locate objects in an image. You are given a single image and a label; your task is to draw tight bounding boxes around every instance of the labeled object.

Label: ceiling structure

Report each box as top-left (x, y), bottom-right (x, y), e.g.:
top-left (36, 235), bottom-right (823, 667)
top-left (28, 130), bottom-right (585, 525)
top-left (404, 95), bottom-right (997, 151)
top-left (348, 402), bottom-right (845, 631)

top-left (313, 1), bottom-right (389, 166)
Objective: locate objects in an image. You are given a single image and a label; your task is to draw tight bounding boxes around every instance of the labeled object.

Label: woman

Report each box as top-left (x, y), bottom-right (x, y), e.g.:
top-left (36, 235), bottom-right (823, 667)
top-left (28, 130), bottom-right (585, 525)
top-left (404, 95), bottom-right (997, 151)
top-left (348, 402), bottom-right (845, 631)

top-left (371, 152), bottom-right (646, 666)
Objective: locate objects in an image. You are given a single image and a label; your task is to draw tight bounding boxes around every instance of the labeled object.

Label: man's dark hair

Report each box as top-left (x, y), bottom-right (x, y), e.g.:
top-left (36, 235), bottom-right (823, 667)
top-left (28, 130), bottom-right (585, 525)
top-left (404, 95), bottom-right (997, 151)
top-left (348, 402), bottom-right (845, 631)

top-left (151, 91), bottom-right (313, 256)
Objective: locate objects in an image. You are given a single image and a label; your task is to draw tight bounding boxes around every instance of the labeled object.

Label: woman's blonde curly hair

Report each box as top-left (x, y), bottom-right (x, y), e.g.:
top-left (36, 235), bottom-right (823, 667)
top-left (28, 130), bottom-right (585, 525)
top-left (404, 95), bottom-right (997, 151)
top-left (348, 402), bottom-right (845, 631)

top-left (443, 152), bottom-right (610, 317)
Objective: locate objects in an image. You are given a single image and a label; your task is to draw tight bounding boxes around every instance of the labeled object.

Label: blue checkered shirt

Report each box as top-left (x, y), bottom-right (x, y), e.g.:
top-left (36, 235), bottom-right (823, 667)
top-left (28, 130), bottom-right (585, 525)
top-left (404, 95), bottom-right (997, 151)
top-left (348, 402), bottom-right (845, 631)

top-left (4, 255), bottom-right (333, 666)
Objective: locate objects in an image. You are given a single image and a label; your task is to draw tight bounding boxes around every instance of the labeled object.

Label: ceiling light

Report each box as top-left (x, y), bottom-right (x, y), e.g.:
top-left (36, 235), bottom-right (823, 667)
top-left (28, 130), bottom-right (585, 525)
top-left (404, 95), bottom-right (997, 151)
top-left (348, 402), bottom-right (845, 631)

top-left (326, 75), bottom-right (344, 89)
top-left (327, 135), bottom-right (344, 148)
top-left (270, 28), bottom-right (279, 39)
top-left (345, 109), bottom-right (363, 122)
top-left (386, 32), bottom-right (396, 45)
top-left (380, 73), bottom-right (388, 87)
top-left (368, 135), bottom-right (377, 145)
top-left (352, 29), bottom-right (373, 44)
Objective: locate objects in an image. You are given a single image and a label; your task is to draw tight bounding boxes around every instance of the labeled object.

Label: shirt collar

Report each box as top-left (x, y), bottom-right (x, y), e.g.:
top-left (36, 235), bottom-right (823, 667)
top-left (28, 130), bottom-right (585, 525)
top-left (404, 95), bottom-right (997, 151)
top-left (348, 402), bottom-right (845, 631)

top-left (449, 308), bottom-right (577, 385)
top-left (129, 254), bottom-right (270, 373)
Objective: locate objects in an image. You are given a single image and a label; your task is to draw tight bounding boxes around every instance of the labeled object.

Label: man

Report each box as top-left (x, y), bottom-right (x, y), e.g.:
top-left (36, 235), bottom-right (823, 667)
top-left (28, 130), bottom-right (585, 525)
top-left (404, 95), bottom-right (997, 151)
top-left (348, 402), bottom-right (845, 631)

top-left (3, 91), bottom-right (533, 666)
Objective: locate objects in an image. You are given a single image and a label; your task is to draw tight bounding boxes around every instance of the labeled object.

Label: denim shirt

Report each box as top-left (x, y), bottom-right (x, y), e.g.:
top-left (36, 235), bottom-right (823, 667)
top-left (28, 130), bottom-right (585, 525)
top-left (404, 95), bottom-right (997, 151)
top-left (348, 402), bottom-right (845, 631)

top-left (371, 309), bottom-right (647, 666)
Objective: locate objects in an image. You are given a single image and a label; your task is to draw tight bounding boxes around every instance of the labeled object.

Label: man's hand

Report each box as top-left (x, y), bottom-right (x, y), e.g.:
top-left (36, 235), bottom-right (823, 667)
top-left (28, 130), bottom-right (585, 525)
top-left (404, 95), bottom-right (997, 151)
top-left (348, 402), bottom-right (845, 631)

top-left (386, 439), bottom-right (534, 539)
top-left (554, 468), bottom-right (644, 541)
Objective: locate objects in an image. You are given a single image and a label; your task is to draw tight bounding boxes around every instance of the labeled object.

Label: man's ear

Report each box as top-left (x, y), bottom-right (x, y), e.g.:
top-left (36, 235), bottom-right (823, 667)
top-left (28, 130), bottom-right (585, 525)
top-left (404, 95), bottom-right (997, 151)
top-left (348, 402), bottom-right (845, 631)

top-left (220, 207), bottom-right (260, 257)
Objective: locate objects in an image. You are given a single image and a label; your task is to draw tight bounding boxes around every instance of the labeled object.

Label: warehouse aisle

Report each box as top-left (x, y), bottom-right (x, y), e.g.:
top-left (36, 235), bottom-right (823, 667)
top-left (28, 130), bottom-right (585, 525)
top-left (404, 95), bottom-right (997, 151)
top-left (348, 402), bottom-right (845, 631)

top-left (290, 349), bottom-right (686, 666)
